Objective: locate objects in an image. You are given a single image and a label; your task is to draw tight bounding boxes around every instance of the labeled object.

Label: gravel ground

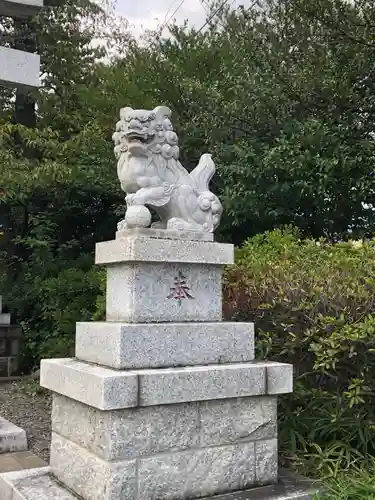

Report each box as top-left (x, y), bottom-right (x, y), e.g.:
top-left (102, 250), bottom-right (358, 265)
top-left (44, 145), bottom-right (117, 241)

top-left (0, 378), bottom-right (52, 461)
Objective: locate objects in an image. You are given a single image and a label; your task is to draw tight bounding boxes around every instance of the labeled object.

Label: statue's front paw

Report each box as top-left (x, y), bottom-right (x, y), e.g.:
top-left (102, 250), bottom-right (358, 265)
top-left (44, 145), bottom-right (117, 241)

top-left (117, 219), bottom-right (128, 231)
top-left (126, 193), bottom-right (144, 206)
top-left (125, 194), bottom-right (135, 205)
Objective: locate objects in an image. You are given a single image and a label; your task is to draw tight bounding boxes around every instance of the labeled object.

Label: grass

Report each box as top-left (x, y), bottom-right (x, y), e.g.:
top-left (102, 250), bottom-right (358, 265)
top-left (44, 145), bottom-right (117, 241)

top-left (311, 460), bottom-right (375, 499)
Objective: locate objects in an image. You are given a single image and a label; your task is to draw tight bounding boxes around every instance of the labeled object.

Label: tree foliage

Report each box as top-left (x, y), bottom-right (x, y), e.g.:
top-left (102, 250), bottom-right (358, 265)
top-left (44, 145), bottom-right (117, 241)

top-left (93, 0), bottom-right (375, 242)
top-left (0, 0), bottom-right (129, 367)
top-left (2, 1), bottom-right (375, 488)
top-left (2, 0), bottom-right (375, 359)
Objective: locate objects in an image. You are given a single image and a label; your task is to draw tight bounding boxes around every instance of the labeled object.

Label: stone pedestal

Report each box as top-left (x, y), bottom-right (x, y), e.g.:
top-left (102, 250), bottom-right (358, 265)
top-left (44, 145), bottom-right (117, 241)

top-left (0, 233), bottom-right (303, 500)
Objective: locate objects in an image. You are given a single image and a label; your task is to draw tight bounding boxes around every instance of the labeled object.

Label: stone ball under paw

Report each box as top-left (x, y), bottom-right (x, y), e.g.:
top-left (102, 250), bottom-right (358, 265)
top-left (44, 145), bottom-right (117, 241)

top-left (125, 205), bottom-right (152, 228)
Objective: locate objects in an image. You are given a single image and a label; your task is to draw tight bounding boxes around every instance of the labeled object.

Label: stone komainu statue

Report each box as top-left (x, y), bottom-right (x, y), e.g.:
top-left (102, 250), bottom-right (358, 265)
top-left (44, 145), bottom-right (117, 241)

top-left (112, 106), bottom-right (223, 233)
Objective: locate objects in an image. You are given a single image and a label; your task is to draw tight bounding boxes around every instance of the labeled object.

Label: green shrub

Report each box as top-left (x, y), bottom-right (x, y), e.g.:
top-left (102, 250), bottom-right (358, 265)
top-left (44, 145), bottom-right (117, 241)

top-left (7, 262), bottom-right (103, 371)
top-left (224, 227), bottom-right (375, 476)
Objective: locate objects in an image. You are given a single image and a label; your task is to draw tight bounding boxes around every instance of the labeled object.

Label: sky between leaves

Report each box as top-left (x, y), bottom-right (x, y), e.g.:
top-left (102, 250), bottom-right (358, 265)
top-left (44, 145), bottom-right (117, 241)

top-left (114, 0), bottom-right (250, 36)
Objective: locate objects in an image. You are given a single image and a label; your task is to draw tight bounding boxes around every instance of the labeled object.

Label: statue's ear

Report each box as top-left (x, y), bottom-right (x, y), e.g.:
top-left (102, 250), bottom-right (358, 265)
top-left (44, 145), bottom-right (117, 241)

top-left (120, 107), bottom-right (133, 120)
top-left (154, 106), bottom-right (172, 119)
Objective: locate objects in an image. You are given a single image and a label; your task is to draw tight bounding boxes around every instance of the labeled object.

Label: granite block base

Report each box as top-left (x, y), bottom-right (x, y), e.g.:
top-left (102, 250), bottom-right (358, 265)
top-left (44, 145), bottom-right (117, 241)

top-left (0, 468), bottom-right (318, 500)
top-left (47, 390), bottom-right (279, 500)
top-left (50, 432), bottom-right (273, 500)
top-left (51, 394), bottom-right (277, 461)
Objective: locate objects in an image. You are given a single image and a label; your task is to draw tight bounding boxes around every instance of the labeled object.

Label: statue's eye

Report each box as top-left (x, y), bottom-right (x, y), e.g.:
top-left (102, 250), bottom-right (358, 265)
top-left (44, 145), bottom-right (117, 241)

top-left (150, 113), bottom-right (156, 120)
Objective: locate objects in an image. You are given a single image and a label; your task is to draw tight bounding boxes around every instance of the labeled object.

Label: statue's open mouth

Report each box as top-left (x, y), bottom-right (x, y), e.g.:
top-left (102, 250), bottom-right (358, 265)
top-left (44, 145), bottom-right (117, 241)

top-left (126, 131), bottom-right (153, 144)
top-left (127, 132), bottom-right (146, 142)
top-left (126, 131), bottom-right (151, 156)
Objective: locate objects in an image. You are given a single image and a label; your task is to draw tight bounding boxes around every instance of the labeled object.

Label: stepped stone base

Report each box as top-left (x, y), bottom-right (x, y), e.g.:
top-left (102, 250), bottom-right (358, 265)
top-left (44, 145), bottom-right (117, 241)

top-left (4, 233), bottom-right (300, 500)
top-left (38, 335), bottom-right (293, 500)
top-left (47, 393), bottom-right (279, 500)
top-left (0, 467), bottom-right (318, 500)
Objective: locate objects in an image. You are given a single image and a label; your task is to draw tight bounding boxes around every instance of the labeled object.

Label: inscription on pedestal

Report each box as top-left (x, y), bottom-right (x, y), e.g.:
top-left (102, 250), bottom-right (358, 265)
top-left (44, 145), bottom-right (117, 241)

top-left (167, 271), bottom-right (194, 305)
top-left (106, 262), bottom-right (222, 323)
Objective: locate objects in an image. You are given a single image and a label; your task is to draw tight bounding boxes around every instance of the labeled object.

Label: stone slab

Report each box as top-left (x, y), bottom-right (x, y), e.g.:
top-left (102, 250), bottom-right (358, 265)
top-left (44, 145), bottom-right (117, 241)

top-left (142, 361), bottom-right (293, 404)
top-left (266, 363), bottom-right (294, 395)
top-left (0, 467), bottom-right (318, 500)
top-left (40, 358), bottom-right (138, 410)
top-left (0, 315), bottom-right (10, 326)
top-left (41, 358), bottom-right (292, 409)
top-left (116, 227), bottom-right (214, 242)
top-left (50, 432), bottom-right (258, 500)
top-left (0, 451), bottom-right (46, 473)
top-left (0, 47), bottom-right (40, 90)
top-left (0, 418), bottom-right (27, 454)
top-left (95, 236), bottom-right (234, 265)
top-left (0, 0), bottom-right (43, 18)
top-left (0, 467), bottom-right (79, 500)
top-left (138, 363), bottom-right (267, 406)
top-left (137, 442), bottom-right (256, 500)
top-left (51, 393), bottom-right (277, 460)
top-left (106, 262), bottom-right (223, 323)
top-left (50, 433), bottom-right (136, 500)
top-left (75, 321), bottom-right (255, 369)
top-left (212, 469), bottom-right (319, 500)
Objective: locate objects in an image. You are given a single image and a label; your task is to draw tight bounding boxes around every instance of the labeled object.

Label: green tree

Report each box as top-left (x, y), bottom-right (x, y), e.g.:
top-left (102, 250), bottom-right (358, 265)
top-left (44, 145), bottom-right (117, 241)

top-left (103, 0), bottom-right (375, 242)
top-left (0, 0), bottom-right (131, 367)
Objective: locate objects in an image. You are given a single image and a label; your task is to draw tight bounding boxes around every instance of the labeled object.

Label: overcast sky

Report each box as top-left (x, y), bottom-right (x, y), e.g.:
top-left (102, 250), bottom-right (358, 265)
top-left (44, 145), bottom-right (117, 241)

top-left (114, 0), bottom-right (246, 37)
